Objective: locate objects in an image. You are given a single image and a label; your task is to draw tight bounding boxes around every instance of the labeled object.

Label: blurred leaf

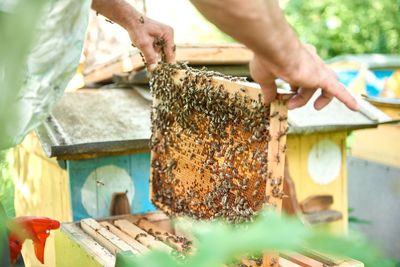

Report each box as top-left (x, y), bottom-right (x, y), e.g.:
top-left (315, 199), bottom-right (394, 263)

top-left (117, 211), bottom-right (393, 267)
top-left (349, 216), bottom-right (371, 225)
top-left (348, 208), bottom-right (370, 225)
top-left (0, 0), bottom-right (50, 258)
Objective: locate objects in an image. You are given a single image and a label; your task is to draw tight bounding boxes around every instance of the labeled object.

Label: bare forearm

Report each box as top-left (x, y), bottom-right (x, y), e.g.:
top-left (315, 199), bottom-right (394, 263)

top-left (91, 0), bottom-right (175, 67)
top-left (191, 0), bottom-right (358, 111)
top-left (91, 0), bottom-right (140, 32)
top-left (190, 0), bottom-right (301, 67)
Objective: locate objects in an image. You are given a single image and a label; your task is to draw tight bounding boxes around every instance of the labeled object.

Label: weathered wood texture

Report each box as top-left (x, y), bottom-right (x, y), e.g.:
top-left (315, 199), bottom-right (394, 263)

top-left (100, 221), bottom-right (149, 254)
top-left (80, 218), bottom-right (137, 255)
top-left (84, 44), bottom-right (253, 84)
top-left (300, 195), bottom-right (334, 214)
top-left (114, 219), bottom-right (173, 252)
top-left (55, 223), bottom-right (114, 267)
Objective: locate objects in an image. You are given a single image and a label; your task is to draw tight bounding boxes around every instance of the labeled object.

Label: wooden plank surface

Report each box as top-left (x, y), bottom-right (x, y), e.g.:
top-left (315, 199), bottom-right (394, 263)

top-left (281, 252), bottom-right (325, 267)
top-left (136, 219), bottom-right (190, 252)
top-left (84, 44), bottom-right (253, 84)
top-left (57, 223), bottom-right (115, 267)
top-left (303, 209), bottom-right (343, 225)
top-left (80, 218), bottom-right (136, 255)
top-left (302, 249), bottom-right (364, 267)
top-left (337, 260), bottom-right (364, 267)
top-left (114, 219), bottom-right (173, 252)
top-left (279, 257), bottom-right (302, 267)
top-left (100, 221), bottom-right (149, 254)
top-left (263, 97), bottom-right (290, 267)
top-left (300, 195), bottom-right (333, 213)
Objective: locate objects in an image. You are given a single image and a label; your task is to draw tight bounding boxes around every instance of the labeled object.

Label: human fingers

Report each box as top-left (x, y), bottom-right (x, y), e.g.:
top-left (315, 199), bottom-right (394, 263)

top-left (313, 90), bottom-right (334, 110)
top-left (302, 45), bottom-right (358, 111)
top-left (162, 27), bottom-right (176, 63)
top-left (260, 81), bottom-right (278, 105)
top-left (136, 36), bottom-right (159, 71)
top-left (287, 87), bottom-right (317, 110)
top-left (321, 73), bottom-right (359, 111)
top-left (249, 56), bottom-right (278, 104)
top-left (290, 84), bottom-right (299, 92)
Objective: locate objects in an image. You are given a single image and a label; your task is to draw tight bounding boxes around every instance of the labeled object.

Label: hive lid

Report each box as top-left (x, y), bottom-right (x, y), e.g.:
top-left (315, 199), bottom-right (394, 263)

top-left (36, 88), bottom-right (151, 159)
top-left (287, 92), bottom-right (395, 134)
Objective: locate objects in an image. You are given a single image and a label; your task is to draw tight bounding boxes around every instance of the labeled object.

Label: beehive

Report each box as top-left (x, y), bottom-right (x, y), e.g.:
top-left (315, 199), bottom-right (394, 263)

top-left (55, 212), bottom-right (364, 267)
top-left (149, 63), bottom-right (291, 222)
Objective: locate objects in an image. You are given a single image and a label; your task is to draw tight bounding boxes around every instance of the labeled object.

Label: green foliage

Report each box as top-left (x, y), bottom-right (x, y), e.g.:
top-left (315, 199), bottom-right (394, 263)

top-left (348, 208), bottom-right (370, 225)
top-left (116, 211), bottom-right (393, 267)
top-left (284, 0), bottom-right (400, 58)
top-left (0, 150), bottom-right (15, 218)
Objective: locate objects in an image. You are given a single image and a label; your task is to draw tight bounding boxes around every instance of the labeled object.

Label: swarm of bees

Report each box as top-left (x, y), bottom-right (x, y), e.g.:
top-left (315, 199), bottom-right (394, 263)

top-left (150, 63), bottom-right (287, 222)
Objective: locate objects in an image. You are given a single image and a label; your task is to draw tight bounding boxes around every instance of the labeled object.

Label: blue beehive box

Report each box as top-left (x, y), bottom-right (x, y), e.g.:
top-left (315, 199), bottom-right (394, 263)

top-left (36, 88), bottom-right (156, 221)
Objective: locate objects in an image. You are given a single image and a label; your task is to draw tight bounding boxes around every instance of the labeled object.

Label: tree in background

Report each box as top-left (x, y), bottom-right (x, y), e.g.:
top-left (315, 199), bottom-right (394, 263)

top-left (284, 0), bottom-right (400, 59)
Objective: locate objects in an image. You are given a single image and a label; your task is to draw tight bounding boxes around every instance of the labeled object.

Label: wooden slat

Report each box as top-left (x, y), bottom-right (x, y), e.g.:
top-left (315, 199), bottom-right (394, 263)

top-left (279, 257), bottom-right (302, 267)
top-left (136, 219), bottom-right (190, 252)
top-left (140, 211), bottom-right (170, 222)
top-left (263, 97), bottom-right (290, 267)
top-left (302, 248), bottom-right (341, 266)
top-left (100, 221), bottom-right (149, 254)
top-left (114, 219), bottom-right (173, 253)
top-left (337, 260), bottom-right (364, 267)
top-left (173, 69), bottom-right (291, 100)
top-left (84, 44), bottom-right (254, 84)
top-left (61, 223), bottom-right (115, 267)
top-left (303, 249), bottom-right (364, 267)
top-left (80, 218), bottom-right (137, 256)
top-left (281, 252), bottom-right (324, 267)
top-left (303, 209), bottom-right (343, 225)
top-left (300, 195), bottom-right (333, 213)
top-left (112, 64), bottom-right (251, 86)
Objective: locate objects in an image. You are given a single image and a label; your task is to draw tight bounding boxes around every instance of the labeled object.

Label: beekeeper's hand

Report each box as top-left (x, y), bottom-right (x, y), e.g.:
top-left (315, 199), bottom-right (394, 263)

top-left (92, 0), bottom-right (175, 71)
top-left (249, 43), bottom-right (358, 111)
top-left (126, 16), bottom-right (175, 70)
top-left (191, 0), bottom-right (358, 111)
